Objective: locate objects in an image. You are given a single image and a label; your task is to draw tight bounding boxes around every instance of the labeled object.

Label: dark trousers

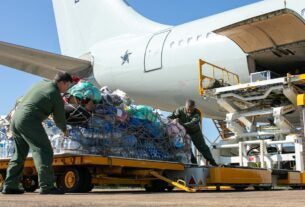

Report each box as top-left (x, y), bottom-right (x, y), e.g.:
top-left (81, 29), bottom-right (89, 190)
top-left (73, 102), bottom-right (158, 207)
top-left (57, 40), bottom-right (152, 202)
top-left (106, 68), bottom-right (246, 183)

top-left (189, 131), bottom-right (217, 165)
top-left (4, 115), bottom-right (55, 191)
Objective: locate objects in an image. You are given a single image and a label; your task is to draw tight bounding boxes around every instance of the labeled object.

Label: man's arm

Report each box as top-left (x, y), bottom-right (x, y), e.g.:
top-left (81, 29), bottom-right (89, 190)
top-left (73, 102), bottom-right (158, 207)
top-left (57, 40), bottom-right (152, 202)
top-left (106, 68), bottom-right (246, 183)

top-left (168, 108), bottom-right (181, 119)
top-left (52, 93), bottom-right (67, 132)
top-left (183, 113), bottom-right (201, 130)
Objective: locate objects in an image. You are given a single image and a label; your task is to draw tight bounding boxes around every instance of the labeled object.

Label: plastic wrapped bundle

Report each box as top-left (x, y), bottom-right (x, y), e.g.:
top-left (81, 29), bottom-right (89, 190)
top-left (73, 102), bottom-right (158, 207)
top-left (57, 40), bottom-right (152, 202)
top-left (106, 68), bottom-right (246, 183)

top-left (68, 81), bottom-right (102, 103)
top-left (127, 105), bottom-right (158, 123)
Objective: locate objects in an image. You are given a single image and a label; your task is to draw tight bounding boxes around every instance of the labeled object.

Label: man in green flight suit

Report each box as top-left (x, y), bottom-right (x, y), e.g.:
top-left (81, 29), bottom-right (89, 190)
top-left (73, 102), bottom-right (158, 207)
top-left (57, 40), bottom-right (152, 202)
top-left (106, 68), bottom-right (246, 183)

top-left (2, 72), bottom-right (73, 194)
top-left (169, 99), bottom-right (218, 166)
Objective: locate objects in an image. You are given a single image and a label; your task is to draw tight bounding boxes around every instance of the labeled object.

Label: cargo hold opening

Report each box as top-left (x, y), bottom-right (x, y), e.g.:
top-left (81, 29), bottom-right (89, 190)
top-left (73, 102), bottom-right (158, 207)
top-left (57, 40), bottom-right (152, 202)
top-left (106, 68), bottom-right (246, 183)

top-left (247, 41), bottom-right (305, 76)
top-left (213, 9), bottom-right (305, 76)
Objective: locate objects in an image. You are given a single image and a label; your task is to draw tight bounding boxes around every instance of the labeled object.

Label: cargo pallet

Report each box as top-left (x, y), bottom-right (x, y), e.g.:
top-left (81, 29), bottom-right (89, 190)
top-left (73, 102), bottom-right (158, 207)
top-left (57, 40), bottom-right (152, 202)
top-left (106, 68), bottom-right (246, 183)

top-left (0, 154), bottom-right (195, 193)
top-left (2, 153), bottom-right (305, 193)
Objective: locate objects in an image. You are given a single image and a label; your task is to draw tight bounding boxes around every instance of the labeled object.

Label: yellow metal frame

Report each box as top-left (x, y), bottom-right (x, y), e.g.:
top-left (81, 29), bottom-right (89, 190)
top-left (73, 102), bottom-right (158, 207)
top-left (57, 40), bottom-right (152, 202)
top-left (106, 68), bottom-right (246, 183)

top-left (299, 74), bottom-right (305, 81)
top-left (278, 172), bottom-right (301, 185)
top-left (207, 167), bottom-right (272, 185)
top-left (198, 59), bottom-right (240, 96)
top-left (300, 172), bottom-right (305, 185)
top-left (297, 94), bottom-right (305, 106)
top-left (0, 155), bottom-right (184, 171)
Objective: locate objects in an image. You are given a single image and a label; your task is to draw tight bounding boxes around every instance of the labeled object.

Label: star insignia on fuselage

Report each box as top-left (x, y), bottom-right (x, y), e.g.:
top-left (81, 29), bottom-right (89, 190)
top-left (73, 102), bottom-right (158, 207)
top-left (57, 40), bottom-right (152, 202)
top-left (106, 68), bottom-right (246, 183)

top-left (121, 50), bottom-right (132, 65)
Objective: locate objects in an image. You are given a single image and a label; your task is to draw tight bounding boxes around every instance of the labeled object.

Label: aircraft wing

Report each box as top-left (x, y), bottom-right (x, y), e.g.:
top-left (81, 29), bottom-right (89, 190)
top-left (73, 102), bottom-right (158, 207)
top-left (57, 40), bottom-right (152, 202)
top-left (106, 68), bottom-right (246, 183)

top-left (213, 9), bottom-right (305, 54)
top-left (0, 41), bottom-right (92, 79)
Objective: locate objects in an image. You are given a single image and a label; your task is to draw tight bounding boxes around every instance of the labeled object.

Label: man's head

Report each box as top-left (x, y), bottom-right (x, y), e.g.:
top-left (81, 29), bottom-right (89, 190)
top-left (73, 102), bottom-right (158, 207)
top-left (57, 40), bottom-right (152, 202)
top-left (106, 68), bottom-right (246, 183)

top-left (185, 99), bottom-right (195, 114)
top-left (54, 72), bottom-right (73, 93)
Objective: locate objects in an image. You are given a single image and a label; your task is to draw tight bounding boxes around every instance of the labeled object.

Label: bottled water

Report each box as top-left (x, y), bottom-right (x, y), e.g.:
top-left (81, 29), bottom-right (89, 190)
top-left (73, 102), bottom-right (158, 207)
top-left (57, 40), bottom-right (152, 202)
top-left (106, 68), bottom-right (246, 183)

top-left (0, 139), bottom-right (5, 158)
top-left (6, 139), bottom-right (14, 157)
top-left (51, 135), bottom-right (64, 153)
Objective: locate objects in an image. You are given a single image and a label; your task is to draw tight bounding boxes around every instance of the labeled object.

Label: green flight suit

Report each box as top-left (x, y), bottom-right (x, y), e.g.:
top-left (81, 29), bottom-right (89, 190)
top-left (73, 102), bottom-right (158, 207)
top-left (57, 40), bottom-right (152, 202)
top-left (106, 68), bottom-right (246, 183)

top-left (4, 81), bottom-right (67, 191)
top-left (169, 107), bottom-right (217, 165)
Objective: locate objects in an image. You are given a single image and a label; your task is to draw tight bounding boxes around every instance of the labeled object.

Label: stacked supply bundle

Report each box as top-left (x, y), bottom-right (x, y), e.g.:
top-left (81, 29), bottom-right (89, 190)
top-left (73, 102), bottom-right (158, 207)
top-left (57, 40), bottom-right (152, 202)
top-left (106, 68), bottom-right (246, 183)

top-left (0, 117), bottom-right (14, 158)
top-left (1, 82), bottom-right (191, 164)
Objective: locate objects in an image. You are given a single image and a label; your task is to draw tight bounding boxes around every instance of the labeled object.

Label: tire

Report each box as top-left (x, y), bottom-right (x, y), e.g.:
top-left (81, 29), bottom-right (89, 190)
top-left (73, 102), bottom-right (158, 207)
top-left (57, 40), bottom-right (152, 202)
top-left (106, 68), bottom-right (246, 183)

top-left (22, 176), bottom-right (39, 192)
top-left (232, 185), bottom-right (248, 191)
top-left (57, 167), bottom-right (83, 193)
top-left (78, 168), bottom-right (92, 193)
top-left (0, 171), bottom-right (5, 192)
top-left (166, 186), bottom-right (174, 192)
top-left (145, 180), bottom-right (167, 192)
top-left (290, 185), bottom-right (303, 190)
top-left (254, 186), bottom-right (272, 191)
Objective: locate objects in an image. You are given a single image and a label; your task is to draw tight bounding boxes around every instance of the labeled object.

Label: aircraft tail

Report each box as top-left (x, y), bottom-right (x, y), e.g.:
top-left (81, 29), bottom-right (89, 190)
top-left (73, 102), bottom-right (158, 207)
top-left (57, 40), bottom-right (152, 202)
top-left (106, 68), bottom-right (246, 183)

top-left (52, 0), bottom-right (168, 58)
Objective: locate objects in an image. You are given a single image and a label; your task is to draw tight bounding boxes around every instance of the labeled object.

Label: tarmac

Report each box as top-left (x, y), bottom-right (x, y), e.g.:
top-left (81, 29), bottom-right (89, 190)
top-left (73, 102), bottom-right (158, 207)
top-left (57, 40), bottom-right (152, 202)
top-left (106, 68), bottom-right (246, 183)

top-left (1, 189), bottom-right (305, 207)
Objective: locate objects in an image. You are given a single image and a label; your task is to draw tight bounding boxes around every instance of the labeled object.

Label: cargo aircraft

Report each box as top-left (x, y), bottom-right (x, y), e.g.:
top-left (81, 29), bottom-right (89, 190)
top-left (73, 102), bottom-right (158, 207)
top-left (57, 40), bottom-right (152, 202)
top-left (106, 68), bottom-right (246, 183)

top-left (1, 0), bottom-right (305, 119)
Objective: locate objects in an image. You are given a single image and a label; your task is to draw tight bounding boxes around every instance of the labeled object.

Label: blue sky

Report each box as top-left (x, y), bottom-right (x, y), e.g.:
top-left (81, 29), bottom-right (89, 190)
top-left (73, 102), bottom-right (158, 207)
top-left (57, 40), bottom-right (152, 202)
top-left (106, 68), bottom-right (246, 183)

top-left (0, 0), bottom-right (260, 139)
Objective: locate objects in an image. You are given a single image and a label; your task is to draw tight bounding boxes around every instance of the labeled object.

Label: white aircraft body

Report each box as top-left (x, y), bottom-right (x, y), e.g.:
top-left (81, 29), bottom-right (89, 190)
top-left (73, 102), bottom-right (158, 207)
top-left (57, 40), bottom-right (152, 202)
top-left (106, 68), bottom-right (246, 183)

top-left (1, 0), bottom-right (305, 119)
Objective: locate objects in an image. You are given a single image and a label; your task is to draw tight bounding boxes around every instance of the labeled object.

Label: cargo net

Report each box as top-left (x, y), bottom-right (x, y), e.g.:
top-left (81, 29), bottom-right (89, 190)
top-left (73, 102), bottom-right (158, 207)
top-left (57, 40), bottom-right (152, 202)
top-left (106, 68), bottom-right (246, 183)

top-left (44, 105), bottom-right (191, 163)
top-left (46, 86), bottom-right (191, 164)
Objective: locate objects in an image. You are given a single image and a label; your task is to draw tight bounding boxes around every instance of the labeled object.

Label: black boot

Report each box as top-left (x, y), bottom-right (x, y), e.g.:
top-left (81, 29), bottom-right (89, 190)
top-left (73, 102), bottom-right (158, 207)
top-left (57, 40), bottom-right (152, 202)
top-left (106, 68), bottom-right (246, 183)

top-left (2, 188), bottom-right (25, 194)
top-left (209, 160), bottom-right (219, 167)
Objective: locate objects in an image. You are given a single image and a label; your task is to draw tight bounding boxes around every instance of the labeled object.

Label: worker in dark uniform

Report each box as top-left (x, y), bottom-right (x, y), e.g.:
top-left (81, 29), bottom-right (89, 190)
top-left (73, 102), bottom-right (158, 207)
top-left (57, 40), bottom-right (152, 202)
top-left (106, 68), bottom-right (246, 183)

top-left (2, 72), bottom-right (73, 194)
top-left (169, 99), bottom-right (218, 166)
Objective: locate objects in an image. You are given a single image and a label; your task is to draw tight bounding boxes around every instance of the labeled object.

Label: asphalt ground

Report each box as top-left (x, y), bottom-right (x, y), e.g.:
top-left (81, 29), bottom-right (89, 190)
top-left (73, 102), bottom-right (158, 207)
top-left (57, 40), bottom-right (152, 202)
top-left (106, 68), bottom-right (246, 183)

top-left (1, 189), bottom-right (305, 207)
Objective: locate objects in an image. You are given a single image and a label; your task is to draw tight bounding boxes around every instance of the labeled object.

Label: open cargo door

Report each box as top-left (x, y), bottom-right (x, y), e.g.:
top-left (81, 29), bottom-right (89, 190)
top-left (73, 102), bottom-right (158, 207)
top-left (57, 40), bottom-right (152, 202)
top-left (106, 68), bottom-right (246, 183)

top-left (213, 9), bottom-right (305, 75)
top-left (213, 9), bottom-right (305, 53)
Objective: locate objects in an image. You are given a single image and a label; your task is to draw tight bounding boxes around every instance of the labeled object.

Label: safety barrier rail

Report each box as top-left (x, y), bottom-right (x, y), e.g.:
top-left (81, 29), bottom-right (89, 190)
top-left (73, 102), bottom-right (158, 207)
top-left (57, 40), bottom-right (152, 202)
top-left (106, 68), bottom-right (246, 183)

top-left (198, 59), bottom-right (240, 96)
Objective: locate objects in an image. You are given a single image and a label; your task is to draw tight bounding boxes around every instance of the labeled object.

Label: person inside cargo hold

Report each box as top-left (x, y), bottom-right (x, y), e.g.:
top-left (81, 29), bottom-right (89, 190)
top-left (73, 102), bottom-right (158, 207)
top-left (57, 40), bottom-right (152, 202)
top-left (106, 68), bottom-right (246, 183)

top-left (2, 72), bottom-right (73, 195)
top-left (168, 99), bottom-right (218, 166)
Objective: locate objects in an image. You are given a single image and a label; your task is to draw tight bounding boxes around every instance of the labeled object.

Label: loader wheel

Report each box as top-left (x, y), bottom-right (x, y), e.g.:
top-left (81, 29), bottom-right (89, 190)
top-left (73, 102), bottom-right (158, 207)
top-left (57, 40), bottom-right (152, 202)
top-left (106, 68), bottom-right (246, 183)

top-left (166, 186), bottom-right (174, 192)
top-left (57, 167), bottom-right (83, 193)
top-left (78, 168), bottom-right (93, 193)
top-left (290, 185), bottom-right (303, 190)
top-left (232, 185), bottom-right (248, 191)
top-left (254, 185), bottom-right (272, 191)
top-left (0, 171), bottom-right (5, 192)
top-left (22, 176), bottom-right (38, 192)
top-left (145, 180), bottom-right (167, 192)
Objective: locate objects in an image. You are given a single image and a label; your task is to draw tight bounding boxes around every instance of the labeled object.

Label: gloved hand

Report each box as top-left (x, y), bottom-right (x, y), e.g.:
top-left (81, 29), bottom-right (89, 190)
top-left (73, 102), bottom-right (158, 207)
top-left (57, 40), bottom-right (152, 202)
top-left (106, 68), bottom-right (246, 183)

top-left (173, 118), bottom-right (180, 124)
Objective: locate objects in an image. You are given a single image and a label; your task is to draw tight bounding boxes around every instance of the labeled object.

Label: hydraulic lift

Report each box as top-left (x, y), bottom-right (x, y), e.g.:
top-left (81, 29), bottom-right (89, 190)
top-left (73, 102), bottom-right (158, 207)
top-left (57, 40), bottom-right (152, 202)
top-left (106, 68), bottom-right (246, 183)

top-left (198, 59), bottom-right (305, 189)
